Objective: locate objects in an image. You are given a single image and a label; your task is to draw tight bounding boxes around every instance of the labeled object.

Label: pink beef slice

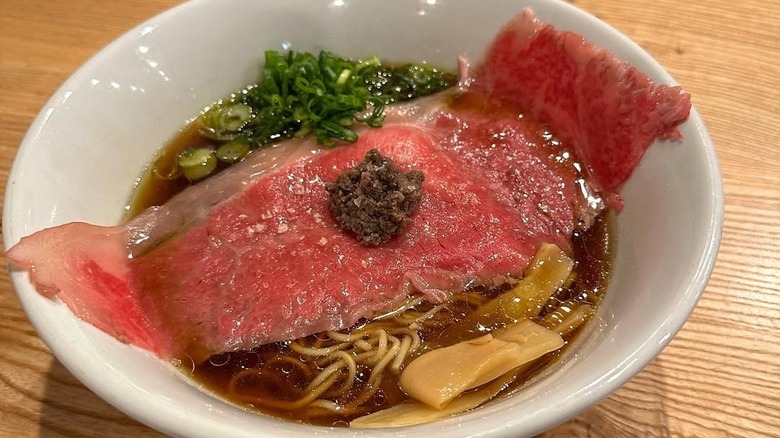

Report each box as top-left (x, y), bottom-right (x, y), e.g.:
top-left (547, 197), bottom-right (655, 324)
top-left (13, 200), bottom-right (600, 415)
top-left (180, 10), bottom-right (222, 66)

top-left (6, 10), bottom-right (691, 359)
top-left (7, 100), bottom-right (585, 359)
top-left (6, 223), bottom-right (161, 354)
top-left (475, 9), bottom-right (691, 191)
top-left (131, 121), bottom-right (573, 358)
top-left (431, 93), bottom-right (591, 238)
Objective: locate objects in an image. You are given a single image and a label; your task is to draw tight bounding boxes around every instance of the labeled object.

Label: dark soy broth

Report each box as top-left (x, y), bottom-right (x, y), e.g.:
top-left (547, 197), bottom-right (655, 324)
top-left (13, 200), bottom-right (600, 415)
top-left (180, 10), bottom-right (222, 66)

top-left (125, 122), bottom-right (218, 219)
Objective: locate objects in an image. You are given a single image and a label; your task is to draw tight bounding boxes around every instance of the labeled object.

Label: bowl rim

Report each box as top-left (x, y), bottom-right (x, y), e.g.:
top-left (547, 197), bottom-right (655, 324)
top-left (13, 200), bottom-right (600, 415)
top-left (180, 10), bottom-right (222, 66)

top-left (3, 0), bottom-right (724, 436)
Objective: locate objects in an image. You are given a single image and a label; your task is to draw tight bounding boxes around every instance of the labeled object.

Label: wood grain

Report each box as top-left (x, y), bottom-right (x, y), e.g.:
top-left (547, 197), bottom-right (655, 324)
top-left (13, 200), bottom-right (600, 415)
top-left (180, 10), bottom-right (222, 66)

top-left (1, 0), bottom-right (778, 437)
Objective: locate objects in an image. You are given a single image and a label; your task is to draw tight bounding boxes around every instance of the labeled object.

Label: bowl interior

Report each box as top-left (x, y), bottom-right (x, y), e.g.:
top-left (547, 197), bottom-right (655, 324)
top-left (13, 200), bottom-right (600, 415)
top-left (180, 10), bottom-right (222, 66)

top-left (3, 0), bottom-right (722, 437)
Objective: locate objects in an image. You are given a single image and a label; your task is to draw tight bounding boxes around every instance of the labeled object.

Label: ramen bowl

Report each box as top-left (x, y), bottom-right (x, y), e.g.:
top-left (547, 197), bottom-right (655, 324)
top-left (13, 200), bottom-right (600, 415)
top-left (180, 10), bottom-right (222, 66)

top-left (3, 0), bottom-right (722, 436)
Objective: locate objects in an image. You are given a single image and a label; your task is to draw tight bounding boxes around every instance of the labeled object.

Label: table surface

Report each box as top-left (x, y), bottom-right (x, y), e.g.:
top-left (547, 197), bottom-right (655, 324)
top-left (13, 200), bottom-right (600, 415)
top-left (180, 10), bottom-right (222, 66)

top-left (1, 1), bottom-right (778, 437)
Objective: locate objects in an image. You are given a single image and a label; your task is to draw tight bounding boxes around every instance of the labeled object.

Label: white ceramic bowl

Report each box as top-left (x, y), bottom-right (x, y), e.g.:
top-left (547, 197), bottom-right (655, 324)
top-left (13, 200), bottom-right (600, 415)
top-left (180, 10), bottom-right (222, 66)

top-left (3, 0), bottom-right (723, 436)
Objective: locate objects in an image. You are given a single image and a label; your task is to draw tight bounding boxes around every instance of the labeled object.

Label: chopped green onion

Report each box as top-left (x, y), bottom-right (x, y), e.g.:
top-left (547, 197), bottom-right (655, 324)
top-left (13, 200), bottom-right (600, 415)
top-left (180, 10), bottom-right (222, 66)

top-left (237, 51), bottom-right (456, 150)
top-left (178, 148), bottom-right (218, 181)
top-left (179, 50), bottom-right (456, 184)
top-left (216, 140), bottom-right (251, 164)
top-left (199, 103), bottom-right (253, 141)
top-left (336, 69), bottom-right (352, 86)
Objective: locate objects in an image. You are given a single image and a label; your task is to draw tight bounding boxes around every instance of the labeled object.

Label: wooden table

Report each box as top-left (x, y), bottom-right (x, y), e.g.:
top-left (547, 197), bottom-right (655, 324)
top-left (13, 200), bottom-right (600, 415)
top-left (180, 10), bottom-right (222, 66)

top-left (1, 0), bottom-right (778, 436)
